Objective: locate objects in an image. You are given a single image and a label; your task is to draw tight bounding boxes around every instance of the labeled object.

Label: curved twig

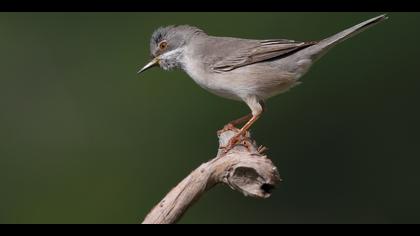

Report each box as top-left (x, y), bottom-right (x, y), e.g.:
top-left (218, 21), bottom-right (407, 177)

top-left (142, 129), bottom-right (281, 224)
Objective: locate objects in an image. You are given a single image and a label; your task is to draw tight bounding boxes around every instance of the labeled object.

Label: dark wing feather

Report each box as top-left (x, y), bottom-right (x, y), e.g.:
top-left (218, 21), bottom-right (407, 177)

top-left (211, 39), bottom-right (317, 72)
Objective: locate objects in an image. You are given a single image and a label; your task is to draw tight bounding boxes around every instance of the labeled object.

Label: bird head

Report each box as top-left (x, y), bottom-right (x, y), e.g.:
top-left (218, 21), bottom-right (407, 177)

top-left (138, 25), bottom-right (205, 74)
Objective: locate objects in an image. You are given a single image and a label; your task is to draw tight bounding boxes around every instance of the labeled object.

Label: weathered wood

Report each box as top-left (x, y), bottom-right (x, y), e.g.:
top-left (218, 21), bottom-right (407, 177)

top-left (142, 129), bottom-right (281, 224)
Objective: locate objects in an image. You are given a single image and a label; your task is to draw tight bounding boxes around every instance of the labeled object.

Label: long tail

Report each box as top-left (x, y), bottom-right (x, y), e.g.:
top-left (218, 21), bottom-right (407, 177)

top-left (298, 14), bottom-right (388, 60)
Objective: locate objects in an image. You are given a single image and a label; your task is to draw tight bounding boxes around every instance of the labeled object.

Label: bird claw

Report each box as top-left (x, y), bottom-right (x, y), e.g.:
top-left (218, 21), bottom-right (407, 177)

top-left (217, 123), bottom-right (238, 136)
top-left (220, 132), bottom-right (247, 154)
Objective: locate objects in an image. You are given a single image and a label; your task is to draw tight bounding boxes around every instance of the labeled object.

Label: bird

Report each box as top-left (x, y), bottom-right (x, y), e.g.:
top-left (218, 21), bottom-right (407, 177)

top-left (138, 14), bottom-right (387, 152)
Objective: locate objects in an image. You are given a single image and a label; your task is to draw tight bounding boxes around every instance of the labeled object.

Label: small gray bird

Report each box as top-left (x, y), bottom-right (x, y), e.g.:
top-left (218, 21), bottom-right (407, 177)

top-left (138, 14), bottom-right (387, 151)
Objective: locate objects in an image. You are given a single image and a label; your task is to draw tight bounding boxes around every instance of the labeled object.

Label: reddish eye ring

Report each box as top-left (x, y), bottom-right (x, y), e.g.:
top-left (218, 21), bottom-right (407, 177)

top-left (159, 41), bottom-right (167, 50)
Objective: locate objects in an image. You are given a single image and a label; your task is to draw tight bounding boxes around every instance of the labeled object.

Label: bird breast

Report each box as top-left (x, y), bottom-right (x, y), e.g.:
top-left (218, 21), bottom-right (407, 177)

top-left (182, 54), bottom-right (244, 101)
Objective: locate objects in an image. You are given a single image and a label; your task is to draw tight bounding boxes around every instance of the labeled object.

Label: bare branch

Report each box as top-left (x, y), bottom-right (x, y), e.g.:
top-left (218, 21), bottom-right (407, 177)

top-left (142, 129), bottom-right (281, 224)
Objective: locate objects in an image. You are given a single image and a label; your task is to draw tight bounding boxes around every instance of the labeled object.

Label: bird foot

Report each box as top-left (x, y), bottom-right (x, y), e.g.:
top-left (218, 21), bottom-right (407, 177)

top-left (220, 131), bottom-right (250, 154)
top-left (217, 123), bottom-right (238, 136)
top-left (221, 134), bottom-right (241, 153)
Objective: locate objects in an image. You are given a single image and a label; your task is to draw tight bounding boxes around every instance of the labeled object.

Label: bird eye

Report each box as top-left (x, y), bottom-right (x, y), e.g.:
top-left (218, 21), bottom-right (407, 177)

top-left (159, 41), bottom-right (168, 50)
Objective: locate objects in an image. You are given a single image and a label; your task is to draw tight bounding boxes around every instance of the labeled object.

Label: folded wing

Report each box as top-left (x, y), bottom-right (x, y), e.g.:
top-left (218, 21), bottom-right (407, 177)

top-left (210, 39), bottom-right (317, 72)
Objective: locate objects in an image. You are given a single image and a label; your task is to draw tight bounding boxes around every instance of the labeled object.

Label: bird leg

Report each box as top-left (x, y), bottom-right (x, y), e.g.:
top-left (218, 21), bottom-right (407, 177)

top-left (217, 113), bottom-right (252, 135)
top-left (220, 96), bottom-right (264, 153)
top-left (230, 113), bottom-right (254, 127)
top-left (222, 113), bottom-right (261, 153)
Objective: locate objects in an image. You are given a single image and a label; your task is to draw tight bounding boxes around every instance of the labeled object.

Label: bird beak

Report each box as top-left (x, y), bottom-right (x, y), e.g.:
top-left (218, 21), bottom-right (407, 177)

top-left (137, 57), bottom-right (159, 74)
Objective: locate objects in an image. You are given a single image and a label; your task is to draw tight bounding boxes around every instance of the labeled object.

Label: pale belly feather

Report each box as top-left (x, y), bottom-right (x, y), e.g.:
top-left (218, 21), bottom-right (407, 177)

top-left (182, 56), bottom-right (312, 101)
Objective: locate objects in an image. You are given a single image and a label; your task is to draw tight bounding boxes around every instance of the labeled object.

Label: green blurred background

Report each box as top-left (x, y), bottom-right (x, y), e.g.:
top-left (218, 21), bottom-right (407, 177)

top-left (0, 12), bottom-right (419, 224)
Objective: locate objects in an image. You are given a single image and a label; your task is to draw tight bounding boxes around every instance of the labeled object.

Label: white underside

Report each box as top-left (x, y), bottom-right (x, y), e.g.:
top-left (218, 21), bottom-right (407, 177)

top-left (182, 54), bottom-right (313, 102)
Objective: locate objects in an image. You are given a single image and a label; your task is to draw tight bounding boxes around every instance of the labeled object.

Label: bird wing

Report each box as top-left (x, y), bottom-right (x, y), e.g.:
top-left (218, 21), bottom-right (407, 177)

top-left (209, 38), bottom-right (316, 72)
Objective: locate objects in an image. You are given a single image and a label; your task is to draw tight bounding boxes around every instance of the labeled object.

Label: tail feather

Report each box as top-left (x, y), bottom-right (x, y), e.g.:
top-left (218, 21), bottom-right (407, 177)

top-left (300, 14), bottom-right (388, 60)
